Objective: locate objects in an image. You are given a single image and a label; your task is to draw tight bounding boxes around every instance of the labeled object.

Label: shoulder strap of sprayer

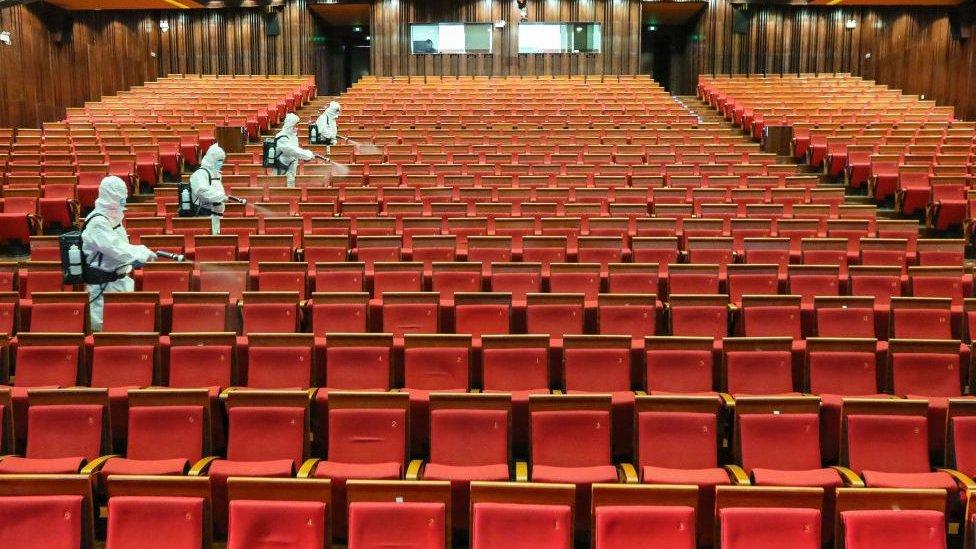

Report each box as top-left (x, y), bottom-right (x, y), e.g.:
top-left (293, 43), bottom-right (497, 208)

top-left (190, 168), bottom-right (214, 206)
top-left (81, 213), bottom-right (109, 267)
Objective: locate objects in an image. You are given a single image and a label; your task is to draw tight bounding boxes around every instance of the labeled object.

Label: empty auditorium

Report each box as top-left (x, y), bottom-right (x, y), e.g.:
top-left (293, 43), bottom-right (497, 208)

top-left (1, 0), bottom-right (976, 546)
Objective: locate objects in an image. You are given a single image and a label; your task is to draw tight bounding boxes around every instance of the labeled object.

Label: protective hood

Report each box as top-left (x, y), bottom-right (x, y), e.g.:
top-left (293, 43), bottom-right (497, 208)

top-left (93, 176), bottom-right (128, 224)
top-left (200, 143), bottom-right (226, 173)
top-left (325, 101), bottom-right (341, 119)
top-left (280, 113), bottom-right (300, 137)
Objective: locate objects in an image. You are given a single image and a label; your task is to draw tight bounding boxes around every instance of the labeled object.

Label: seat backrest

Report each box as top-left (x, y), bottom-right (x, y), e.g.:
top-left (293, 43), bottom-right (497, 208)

top-left (26, 404), bottom-right (104, 460)
top-left (381, 294), bottom-right (438, 336)
top-left (739, 413), bottom-right (822, 471)
top-left (890, 348), bottom-right (960, 398)
top-left (481, 337), bottom-right (549, 392)
top-left (455, 295), bottom-right (511, 337)
top-left (430, 408), bottom-right (509, 467)
top-left (30, 299), bottom-right (86, 332)
top-left (890, 300), bottom-right (953, 340)
top-left (403, 338), bottom-right (470, 391)
top-left (171, 297), bottom-right (227, 332)
top-left (472, 502), bottom-right (572, 549)
top-left (247, 344), bottom-right (312, 389)
top-left (241, 301), bottom-right (299, 334)
top-left (563, 341), bottom-right (631, 393)
top-left (950, 415), bottom-right (976, 478)
top-left (311, 293), bottom-right (368, 335)
top-left (549, 265), bottom-right (600, 301)
top-left (742, 298), bottom-right (802, 339)
top-left (228, 499), bottom-right (326, 549)
top-left (815, 299), bottom-right (875, 338)
top-left (15, 344), bottom-right (81, 388)
top-left (669, 296), bottom-right (728, 338)
top-left (724, 346), bottom-right (794, 395)
top-left (328, 407), bottom-right (407, 465)
top-left (598, 295), bottom-right (657, 340)
top-left (225, 406), bottom-right (305, 465)
top-left (0, 495), bottom-right (85, 548)
top-left (91, 344), bottom-right (156, 388)
top-left (526, 295), bottom-right (585, 337)
top-left (348, 502), bottom-right (446, 549)
top-left (841, 510), bottom-right (945, 549)
top-left (324, 335), bottom-right (392, 390)
top-left (807, 345), bottom-right (879, 396)
top-left (719, 507), bottom-right (821, 549)
top-left (107, 496), bottom-right (205, 549)
top-left (595, 505), bottom-right (696, 549)
top-left (167, 341), bottom-right (234, 389)
top-left (126, 405), bottom-right (205, 462)
top-left (531, 409), bottom-right (611, 468)
top-left (102, 299), bottom-right (158, 333)
top-left (645, 341), bottom-right (714, 393)
top-left (638, 410), bottom-right (718, 469)
top-left (846, 414), bottom-right (931, 473)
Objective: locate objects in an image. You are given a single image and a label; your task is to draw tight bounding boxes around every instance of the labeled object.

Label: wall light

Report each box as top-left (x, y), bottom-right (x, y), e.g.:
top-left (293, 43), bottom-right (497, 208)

top-left (845, 19), bottom-right (857, 30)
top-left (159, 20), bottom-right (170, 32)
top-left (0, 31), bottom-right (11, 46)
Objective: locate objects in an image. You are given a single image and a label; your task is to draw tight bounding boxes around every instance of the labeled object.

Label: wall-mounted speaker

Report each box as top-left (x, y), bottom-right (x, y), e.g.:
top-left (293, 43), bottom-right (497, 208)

top-left (266, 12), bottom-right (281, 37)
top-left (53, 15), bottom-right (73, 44)
top-left (950, 7), bottom-right (972, 41)
top-left (732, 9), bottom-right (749, 35)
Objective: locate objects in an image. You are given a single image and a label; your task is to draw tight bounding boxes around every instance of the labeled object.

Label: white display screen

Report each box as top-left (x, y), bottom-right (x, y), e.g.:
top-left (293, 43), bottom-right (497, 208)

top-left (518, 22), bottom-right (601, 54)
top-left (410, 23), bottom-right (493, 54)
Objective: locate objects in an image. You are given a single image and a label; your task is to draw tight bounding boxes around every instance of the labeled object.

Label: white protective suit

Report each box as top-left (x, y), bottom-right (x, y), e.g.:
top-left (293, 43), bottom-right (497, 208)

top-left (82, 176), bottom-right (156, 331)
top-left (314, 101), bottom-right (341, 148)
top-left (190, 144), bottom-right (228, 215)
top-left (274, 113), bottom-right (315, 187)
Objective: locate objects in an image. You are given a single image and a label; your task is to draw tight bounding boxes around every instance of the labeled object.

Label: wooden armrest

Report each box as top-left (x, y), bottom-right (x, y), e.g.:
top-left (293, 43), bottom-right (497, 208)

top-left (938, 468), bottom-right (976, 491)
top-left (724, 465), bottom-right (751, 486)
top-left (830, 466), bottom-right (865, 488)
top-left (719, 393), bottom-right (735, 408)
top-left (406, 459), bottom-right (425, 480)
top-left (188, 456), bottom-right (219, 476)
top-left (297, 458), bottom-right (320, 479)
top-left (617, 463), bottom-right (639, 484)
top-left (80, 454), bottom-right (119, 475)
top-left (515, 461), bottom-right (529, 482)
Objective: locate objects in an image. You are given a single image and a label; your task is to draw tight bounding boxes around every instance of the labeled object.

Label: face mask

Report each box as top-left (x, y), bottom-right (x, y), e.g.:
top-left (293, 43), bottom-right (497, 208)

top-left (214, 160), bottom-right (224, 172)
top-left (119, 198), bottom-right (126, 210)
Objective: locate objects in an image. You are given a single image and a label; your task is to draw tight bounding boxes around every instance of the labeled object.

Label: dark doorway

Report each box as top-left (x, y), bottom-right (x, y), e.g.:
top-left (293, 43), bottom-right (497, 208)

top-left (310, 3), bottom-right (371, 96)
top-left (646, 25), bottom-right (674, 92)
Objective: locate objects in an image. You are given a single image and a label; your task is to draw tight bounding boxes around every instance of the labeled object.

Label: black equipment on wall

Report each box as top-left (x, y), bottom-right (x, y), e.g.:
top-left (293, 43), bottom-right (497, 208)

top-left (950, 6), bottom-right (972, 41)
top-left (265, 8), bottom-right (281, 37)
top-left (732, 9), bottom-right (749, 35)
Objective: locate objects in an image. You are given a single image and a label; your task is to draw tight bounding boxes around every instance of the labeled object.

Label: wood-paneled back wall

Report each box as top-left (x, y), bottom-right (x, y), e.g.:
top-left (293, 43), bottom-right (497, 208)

top-left (0, 5), bottom-right (159, 128)
top-left (0, 1), bottom-right (316, 128)
top-left (2, 0), bottom-right (975, 126)
top-left (369, 0), bottom-right (643, 78)
top-left (675, 0), bottom-right (976, 119)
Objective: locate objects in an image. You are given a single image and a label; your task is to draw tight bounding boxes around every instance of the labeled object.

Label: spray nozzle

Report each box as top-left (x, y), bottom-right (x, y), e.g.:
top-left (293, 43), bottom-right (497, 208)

top-left (227, 196), bottom-right (248, 205)
top-left (155, 251), bottom-right (186, 262)
top-left (313, 153), bottom-right (334, 164)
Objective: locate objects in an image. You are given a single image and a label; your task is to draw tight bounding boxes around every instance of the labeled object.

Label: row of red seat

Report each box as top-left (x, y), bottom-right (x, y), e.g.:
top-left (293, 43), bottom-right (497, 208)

top-left (0, 471), bottom-right (958, 548)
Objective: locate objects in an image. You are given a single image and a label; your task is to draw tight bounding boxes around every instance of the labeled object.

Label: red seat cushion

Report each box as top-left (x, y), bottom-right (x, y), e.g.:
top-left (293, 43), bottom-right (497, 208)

top-left (100, 457), bottom-right (189, 477)
top-left (720, 507), bottom-right (822, 549)
top-left (841, 509), bottom-right (946, 549)
top-left (861, 470), bottom-right (957, 493)
top-left (107, 496), bottom-right (204, 549)
top-left (0, 495), bottom-right (83, 548)
top-left (471, 502), bottom-right (572, 549)
top-left (227, 499), bottom-right (327, 549)
top-left (0, 455), bottom-right (85, 474)
top-left (348, 501), bottom-right (446, 549)
top-left (594, 505), bottom-right (696, 549)
top-left (751, 467), bottom-right (842, 488)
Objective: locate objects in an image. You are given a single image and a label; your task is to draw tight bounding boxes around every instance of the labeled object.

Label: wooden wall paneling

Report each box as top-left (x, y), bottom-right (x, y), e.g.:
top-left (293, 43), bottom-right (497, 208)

top-left (0, 4), bottom-right (160, 128)
top-left (368, 0), bottom-right (640, 79)
top-left (684, 0), bottom-right (976, 120)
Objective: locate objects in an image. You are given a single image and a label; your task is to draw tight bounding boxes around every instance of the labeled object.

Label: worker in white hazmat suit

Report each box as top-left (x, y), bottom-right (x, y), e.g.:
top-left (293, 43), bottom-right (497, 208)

top-left (274, 113), bottom-right (316, 188)
top-left (314, 101), bottom-right (341, 153)
top-left (82, 176), bottom-right (156, 331)
top-left (189, 144), bottom-right (229, 217)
